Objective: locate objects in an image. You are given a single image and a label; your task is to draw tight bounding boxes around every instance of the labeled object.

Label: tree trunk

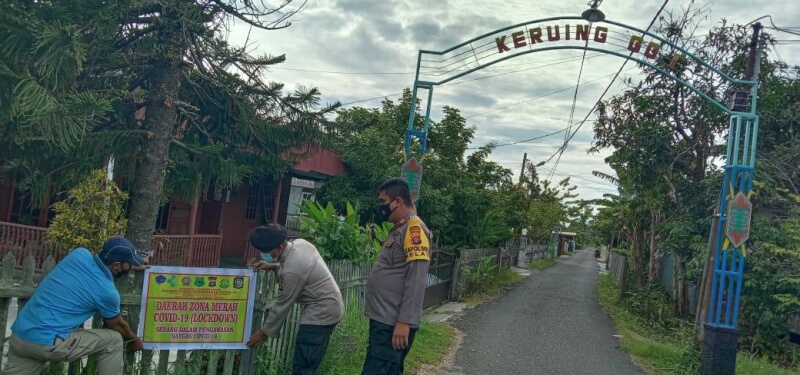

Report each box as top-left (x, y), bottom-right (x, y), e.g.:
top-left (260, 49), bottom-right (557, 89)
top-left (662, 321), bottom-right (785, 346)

top-left (694, 205), bottom-right (720, 344)
top-left (606, 230), bottom-right (615, 270)
top-left (125, 63), bottom-right (182, 252)
top-left (631, 223), bottom-right (644, 286)
top-left (676, 253), bottom-right (689, 317)
top-left (647, 211), bottom-right (660, 284)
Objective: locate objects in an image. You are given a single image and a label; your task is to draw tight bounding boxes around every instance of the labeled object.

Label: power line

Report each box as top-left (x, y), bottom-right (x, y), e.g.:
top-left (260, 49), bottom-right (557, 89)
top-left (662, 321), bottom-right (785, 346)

top-left (749, 15), bottom-right (800, 37)
top-left (337, 50), bottom-right (626, 107)
top-left (538, 166), bottom-right (619, 191)
top-left (490, 162), bottom-right (618, 194)
top-left (274, 50), bottom-right (615, 78)
top-left (541, 0), bottom-right (671, 178)
top-left (331, 66), bottom-right (634, 150)
top-left (333, 63), bottom-right (638, 157)
top-left (466, 128), bottom-right (568, 150)
top-left (336, 65), bottom-right (636, 140)
top-left (548, 37), bottom-right (591, 182)
top-left (272, 67), bottom-right (411, 75)
top-left (339, 93), bottom-right (404, 106)
top-left (463, 68), bottom-right (635, 120)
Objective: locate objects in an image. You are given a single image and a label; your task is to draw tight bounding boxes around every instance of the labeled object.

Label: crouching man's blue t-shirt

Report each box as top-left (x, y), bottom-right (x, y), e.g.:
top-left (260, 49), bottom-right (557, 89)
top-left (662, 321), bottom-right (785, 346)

top-left (12, 248), bottom-right (121, 345)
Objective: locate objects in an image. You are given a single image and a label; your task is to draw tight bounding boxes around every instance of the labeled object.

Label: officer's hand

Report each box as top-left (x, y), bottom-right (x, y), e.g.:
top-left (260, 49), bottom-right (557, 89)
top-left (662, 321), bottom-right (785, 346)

top-left (247, 330), bottom-right (268, 348)
top-left (392, 322), bottom-right (410, 351)
top-left (252, 260), bottom-right (279, 272)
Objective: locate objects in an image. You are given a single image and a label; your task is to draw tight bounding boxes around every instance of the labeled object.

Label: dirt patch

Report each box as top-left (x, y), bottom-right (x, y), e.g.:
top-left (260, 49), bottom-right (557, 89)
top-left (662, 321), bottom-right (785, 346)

top-left (415, 326), bottom-right (464, 375)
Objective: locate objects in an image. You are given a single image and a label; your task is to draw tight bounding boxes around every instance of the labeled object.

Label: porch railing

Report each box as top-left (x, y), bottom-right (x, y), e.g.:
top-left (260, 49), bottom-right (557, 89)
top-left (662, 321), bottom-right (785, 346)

top-left (0, 221), bottom-right (65, 270)
top-left (151, 235), bottom-right (222, 267)
top-left (0, 221), bottom-right (222, 270)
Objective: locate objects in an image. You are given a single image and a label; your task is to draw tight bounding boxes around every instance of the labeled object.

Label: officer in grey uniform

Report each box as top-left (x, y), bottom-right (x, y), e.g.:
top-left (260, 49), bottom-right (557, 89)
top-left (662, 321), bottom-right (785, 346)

top-left (362, 178), bottom-right (431, 375)
top-left (246, 224), bottom-right (344, 375)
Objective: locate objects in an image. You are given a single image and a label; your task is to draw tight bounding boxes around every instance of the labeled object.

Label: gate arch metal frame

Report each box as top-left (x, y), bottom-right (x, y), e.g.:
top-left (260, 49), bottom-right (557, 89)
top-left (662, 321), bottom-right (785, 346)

top-left (403, 9), bottom-right (763, 341)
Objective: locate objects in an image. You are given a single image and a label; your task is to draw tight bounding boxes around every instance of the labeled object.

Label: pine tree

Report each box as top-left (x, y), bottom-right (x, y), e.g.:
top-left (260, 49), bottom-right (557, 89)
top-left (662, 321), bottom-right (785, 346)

top-left (1, 0), bottom-right (338, 252)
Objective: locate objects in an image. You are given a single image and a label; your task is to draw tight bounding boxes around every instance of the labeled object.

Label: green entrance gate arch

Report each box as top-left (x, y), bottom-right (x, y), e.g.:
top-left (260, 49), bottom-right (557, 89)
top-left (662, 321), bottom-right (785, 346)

top-left (402, 4), bottom-right (763, 374)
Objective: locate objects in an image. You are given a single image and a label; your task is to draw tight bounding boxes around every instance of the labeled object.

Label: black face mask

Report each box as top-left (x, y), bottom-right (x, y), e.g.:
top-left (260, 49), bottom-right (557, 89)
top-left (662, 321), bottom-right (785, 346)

top-left (375, 202), bottom-right (396, 224)
top-left (115, 265), bottom-right (129, 279)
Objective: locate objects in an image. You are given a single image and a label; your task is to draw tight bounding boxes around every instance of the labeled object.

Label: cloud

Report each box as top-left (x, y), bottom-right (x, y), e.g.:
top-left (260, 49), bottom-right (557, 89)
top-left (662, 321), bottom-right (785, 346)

top-left (226, 0), bottom-right (800, 202)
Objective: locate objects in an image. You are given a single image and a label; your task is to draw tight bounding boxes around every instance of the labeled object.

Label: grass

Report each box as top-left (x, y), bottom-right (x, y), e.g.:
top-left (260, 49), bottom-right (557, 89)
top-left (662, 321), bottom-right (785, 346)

top-left (319, 304), bottom-right (456, 374)
top-left (528, 257), bottom-right (555, 270)
top-left (597, 274), bottom-right (798, 375)
top-left (460, 268), bottom-right (523, 307)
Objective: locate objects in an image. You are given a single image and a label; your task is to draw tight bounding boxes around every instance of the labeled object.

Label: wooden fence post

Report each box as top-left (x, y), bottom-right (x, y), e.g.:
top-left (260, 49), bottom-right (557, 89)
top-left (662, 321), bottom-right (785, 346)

top-left (449, 256), bottom-right (461, 302)
top-left (241, 271), bottom-right (268, 374)
top-left (0, 249), bottom-right (384, 375)
top-left (497, 247), bottom-right (503, 273)
top-left (0, 252), bottom-right (15, 371)
top-left (618, 255), bottom-right (628, 301)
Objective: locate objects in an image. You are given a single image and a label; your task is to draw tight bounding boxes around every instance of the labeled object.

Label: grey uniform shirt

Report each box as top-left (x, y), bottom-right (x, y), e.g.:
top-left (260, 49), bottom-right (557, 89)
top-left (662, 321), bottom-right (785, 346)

top-left (364, 215), bottom-right (431, 328)
top-left (262, 239), bottom-right (344, 338)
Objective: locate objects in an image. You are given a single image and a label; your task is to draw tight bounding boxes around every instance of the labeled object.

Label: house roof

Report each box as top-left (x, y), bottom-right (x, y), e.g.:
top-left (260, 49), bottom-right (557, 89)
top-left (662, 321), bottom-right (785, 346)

top-left (289, 169), bottom-right (335, 181)
top-left (292, 147), bottom-right (344, 177)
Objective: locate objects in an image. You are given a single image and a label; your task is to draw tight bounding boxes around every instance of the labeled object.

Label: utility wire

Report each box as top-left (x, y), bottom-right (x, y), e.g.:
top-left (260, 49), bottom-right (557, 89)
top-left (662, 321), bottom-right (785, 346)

top-left (539, 166), bottom-right (612, 185)
top-left (541, 0), bottom-right (671, 178)
top-left (749, 15), bottom-right (800, 36)
top-left (275, 50), bottom-right (612, 77)
top-left (548, 38), bottom-right (590, 181)
top-left (463, 69), bottom-right (634, 120)
top-left (466, 128), bottom-right (568, 150)
top-left (332, 67), bottom-right (633, 152)
top-left (337, 51), bottom-right (624, 107)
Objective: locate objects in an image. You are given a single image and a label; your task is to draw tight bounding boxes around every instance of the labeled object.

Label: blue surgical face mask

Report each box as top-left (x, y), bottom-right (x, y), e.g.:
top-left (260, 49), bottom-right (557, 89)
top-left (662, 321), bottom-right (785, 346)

top-left (260, 252), bottom-right (278, 263)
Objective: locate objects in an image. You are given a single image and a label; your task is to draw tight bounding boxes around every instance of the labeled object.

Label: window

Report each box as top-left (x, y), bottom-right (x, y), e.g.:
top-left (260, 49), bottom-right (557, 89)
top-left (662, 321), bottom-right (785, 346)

top-left (245, 184), bottom-right (259, 221)
top-left (262, 183), bottom-right (276, 222)
top-left (154, 201), bottom-right (170, 232)
top-left (245, 181), bottom-right (276, 223)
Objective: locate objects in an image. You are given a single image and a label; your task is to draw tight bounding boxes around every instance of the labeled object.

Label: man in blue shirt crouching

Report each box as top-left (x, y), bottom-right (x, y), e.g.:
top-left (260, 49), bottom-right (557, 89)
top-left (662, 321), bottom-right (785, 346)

top-left (3, 236), bottom-right (147, 374)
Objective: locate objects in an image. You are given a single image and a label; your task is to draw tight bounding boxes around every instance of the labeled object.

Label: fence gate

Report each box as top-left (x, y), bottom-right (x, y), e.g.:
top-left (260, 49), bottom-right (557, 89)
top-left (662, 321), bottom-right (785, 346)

top-left (423, 249), bottom-right (455, 309)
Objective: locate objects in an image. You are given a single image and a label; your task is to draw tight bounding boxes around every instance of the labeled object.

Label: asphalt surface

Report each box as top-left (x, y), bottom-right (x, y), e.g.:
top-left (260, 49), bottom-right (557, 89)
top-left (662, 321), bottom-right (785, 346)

top-left (451, 249), bottom-right (643, 375)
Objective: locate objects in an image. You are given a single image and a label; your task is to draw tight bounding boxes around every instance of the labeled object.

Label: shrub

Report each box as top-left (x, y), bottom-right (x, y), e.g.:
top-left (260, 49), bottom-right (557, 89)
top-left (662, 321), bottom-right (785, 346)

top-left (739, 214), bottom-right (800, 365)
top-left (297, 199), bottom-right (376, 262)
top-left (624, 284), bottom-right (682, 333)
top-left (460, 255), bottom-right (498, 297)
top-left (47, 169), bottom-right (128, 252)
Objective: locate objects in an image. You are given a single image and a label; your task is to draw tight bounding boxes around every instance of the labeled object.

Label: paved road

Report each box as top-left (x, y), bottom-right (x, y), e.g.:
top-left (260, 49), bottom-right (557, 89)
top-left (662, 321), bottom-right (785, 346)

top-left (451, 249), bottom-right (643, 375)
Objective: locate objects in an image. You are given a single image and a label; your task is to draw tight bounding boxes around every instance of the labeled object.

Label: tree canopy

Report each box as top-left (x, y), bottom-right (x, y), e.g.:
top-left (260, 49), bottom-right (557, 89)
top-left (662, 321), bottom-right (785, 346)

top-left (316, 89), bottom-right (579, 249)
top-left (585, 7), bottom-right (800, 364)
top-left (0, 0), bottom-right (337, 250)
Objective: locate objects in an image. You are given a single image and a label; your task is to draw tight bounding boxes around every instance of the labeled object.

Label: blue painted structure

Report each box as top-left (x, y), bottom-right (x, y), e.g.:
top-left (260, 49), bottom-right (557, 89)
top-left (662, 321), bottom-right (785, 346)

top-left (403, 14), bottom-right (762, 330)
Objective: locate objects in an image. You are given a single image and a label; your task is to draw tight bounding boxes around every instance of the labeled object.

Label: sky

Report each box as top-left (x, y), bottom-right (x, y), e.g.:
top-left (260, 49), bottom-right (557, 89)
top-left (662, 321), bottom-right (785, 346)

top-left (225, 0), bottom-right (800, 202)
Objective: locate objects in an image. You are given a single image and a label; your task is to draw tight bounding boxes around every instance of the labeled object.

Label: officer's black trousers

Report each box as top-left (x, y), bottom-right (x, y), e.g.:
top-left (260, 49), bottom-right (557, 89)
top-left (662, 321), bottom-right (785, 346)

top-left (361, 319), bottom-right (419, 375)
top-left (292, 323), bottom-right (337, 375)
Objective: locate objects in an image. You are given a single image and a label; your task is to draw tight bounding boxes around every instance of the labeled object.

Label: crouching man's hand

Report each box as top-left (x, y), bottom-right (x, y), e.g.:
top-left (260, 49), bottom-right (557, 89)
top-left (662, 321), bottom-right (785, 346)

top-left (246, 330), bottom-right (268, 349)
top-left (127, 338), bottom-right (143, 352)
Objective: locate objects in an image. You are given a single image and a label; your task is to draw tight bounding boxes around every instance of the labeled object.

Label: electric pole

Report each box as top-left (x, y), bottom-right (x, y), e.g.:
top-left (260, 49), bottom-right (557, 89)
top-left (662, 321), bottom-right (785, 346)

top-left (696, 23), bottom-right (763, 342)
top-left (519, 152), bottom-right (528, 185)
top-left (698, 22), bottom-right (763, 375)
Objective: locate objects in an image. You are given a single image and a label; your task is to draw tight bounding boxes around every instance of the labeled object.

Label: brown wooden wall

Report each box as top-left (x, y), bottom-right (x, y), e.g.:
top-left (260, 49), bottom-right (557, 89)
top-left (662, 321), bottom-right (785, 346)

top-left (218, 183), bottom-right (258, 257)
top-left (294, 147), bottom-right (345, 176)
top-left (0, 181), bottom-right (11, 222)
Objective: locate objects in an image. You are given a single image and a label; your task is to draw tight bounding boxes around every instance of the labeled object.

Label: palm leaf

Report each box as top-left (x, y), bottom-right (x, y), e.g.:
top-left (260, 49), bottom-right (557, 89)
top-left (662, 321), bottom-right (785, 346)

top-left (591, 170), bottom-right (621, 186)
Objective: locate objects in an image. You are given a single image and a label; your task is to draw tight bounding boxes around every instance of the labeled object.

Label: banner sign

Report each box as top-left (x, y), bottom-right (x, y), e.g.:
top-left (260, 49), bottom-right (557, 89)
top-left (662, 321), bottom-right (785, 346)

top-left (726, 191), bottom-right (753, 248)
top-left (401, 157), bottom-right (423, 204)
top-left (137, 266), bottom-right (257, 350)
